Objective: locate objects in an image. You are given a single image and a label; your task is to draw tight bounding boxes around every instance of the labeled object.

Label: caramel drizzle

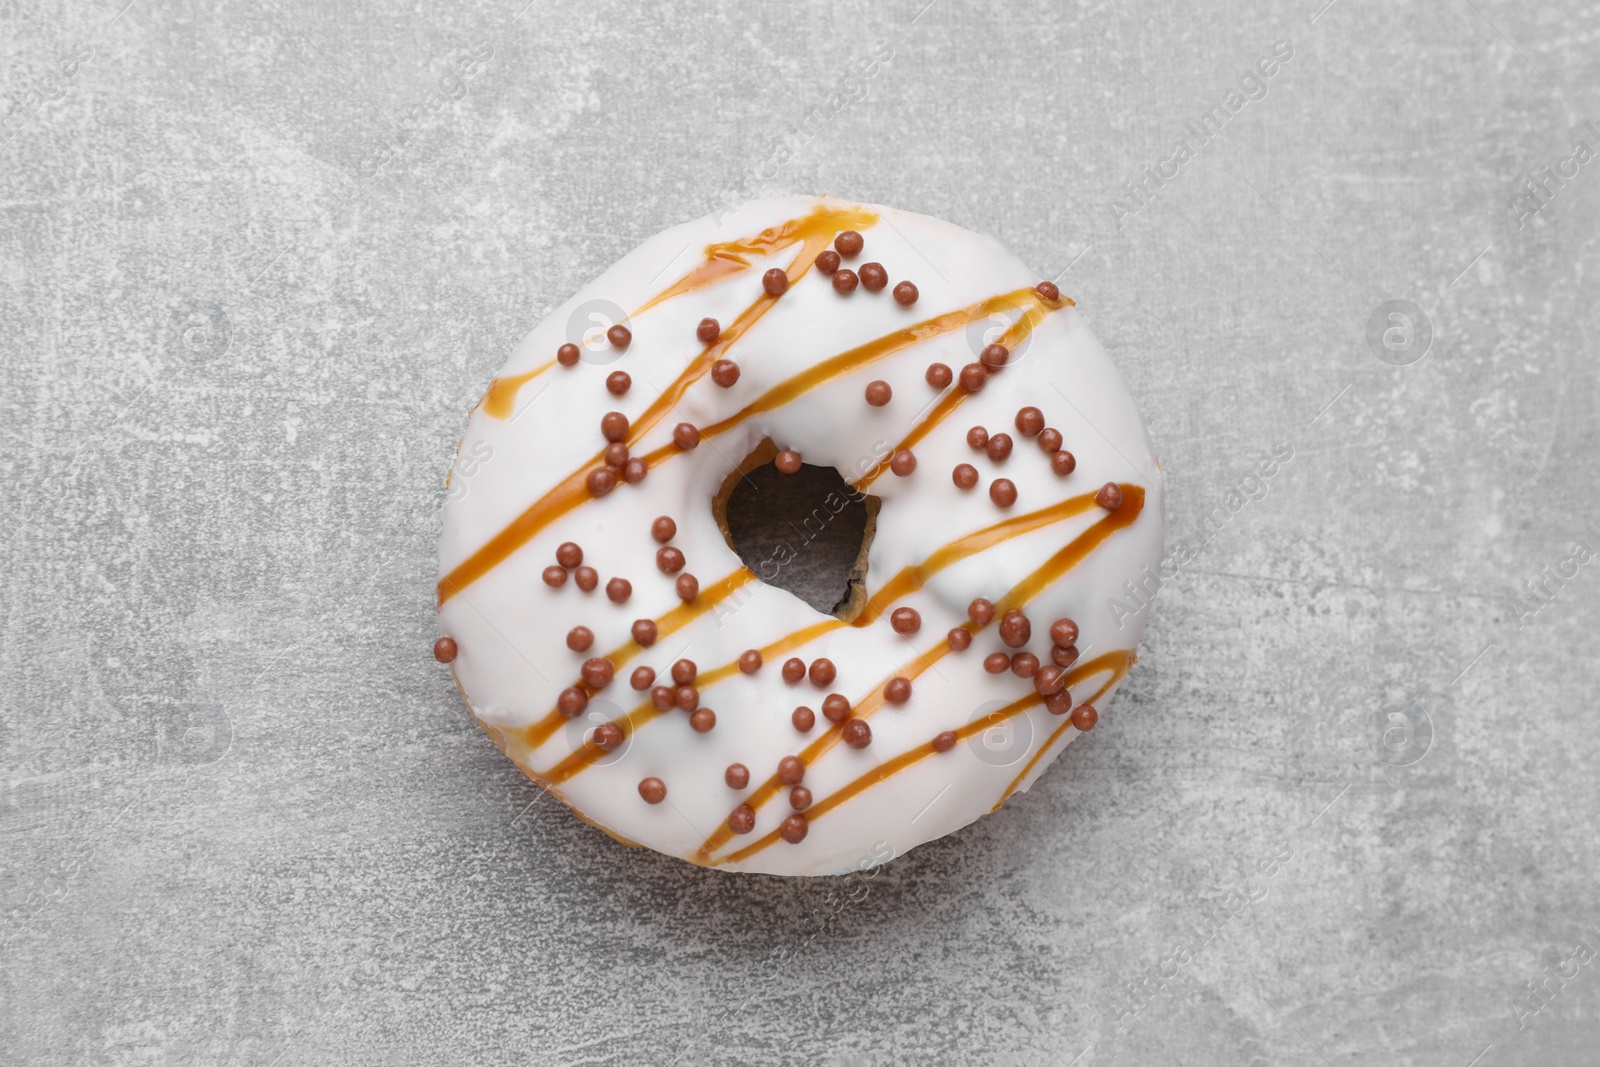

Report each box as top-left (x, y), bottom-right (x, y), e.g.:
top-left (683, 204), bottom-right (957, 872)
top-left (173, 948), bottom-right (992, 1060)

top-left (480, 358), bottom-right (555, 420)
top-left (992, 652), bottom-right (1133, 811)
top-left (715, 650), bottom-right (1135, 865)
top-left (695, 485), bottom-right (1146, 862)
top-left (438, 203), bottom-right (877, 605)
top-left (478, 203), bottom-right (880, 420)
top-left (525, 488), bottom-right (1108, 780)
top-left (851, 293), bottom-right (1063, 493)
top-left (521, 568), bottom-right (759, 750)
top-left (633, 287), bottom-right (1057, 473)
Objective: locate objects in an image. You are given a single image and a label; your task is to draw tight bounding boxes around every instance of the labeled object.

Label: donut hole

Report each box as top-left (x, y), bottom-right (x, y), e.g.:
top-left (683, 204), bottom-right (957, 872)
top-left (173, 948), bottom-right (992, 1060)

top-left (714, 439), bottom-right (879, 621)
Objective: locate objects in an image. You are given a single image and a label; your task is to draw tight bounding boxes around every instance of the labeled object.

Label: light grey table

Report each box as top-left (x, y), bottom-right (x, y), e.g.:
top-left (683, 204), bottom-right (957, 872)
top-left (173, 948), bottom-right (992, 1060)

top-left (4, 1), bottom-right (1598, 1064)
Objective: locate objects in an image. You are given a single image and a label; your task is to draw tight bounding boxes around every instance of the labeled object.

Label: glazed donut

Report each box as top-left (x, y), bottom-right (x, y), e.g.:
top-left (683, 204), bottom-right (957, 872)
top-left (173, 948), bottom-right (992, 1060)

top-left (436, 196), bottom-right (1164, 876)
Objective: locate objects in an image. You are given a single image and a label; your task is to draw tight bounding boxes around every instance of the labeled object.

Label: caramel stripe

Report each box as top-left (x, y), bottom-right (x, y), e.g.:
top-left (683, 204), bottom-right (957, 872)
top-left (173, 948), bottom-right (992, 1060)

top-left (634, 287), bottom-right (1055, 471)
top-left (852, 295), bottom-right (1061, 493)
top-left (852, 486), bottom-right (1105, 626)
top-left (538, 487), bottom-right (1114, 780)
top-left (637, 203), bottom-right (878, 314)
top-left (696, 484), bottom-right (1146, 862)
top-left (481, 204), bottom-right (879, 421)
top-left (520, 568), bottom-right (759, 750)
top-left (438, 207), bottom-right (875, 605)
top-left (719, 650), bottom-right (1135, 864)
top-left (540, 620), bottom-right (839, 785)
top-left (993, 652), bottom-right (1133, 811)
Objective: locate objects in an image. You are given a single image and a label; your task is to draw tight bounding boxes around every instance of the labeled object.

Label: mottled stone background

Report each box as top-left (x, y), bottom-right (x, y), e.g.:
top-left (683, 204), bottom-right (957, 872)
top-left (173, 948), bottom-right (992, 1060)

top-left (3, 0), bottom-right (1598, 1064)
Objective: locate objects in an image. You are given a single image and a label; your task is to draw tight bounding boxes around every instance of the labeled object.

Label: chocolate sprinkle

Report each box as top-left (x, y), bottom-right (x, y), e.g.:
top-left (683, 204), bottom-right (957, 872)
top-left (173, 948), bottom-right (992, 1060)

top-left (432, 637), bottom-right (457, 663)
top-left (953, 463), bottom-right (979, 489)
top-left (775, 450), bottom-right (802, 474)
top-left (792, 706), bottom-right (815, 732)
top-left (725, 763), bottom-right (750, 789)
top-left (1038, 428), bottom-right (1063, 454)
top-left (832, 268), bottom-right (859, 295)
top-left (892, 280), bottom-right (919, 306)
top-left (890, 607), bottom-right (921, 634)
top-left (651, 516), bottom-right (677, 543)
top-left (556, 542), bottom-right (583, 568)
top-left (859, 262), bottom-right (888, 291)
top-left (558, 688), bottom-right (588, 717)
top-left (762, 268), bottom-right (789, 295)
top-left (607, 324), bottom-right (631, 348)
top-left (821, 693), bottom-right (851, 722)
top-left (990, 479), bottom-right (1018, 508)
top-left (865, 380), bottom-right (892, 406)
top-left (711, 359), bottom-right (741, 388)
top-left (808, 659), bottom-right (836, 687)
top-left (581, 657), bottom-right (615, 688)
top-left (672, 423), bottom-right (700, 450)
top-left (592, 723), bottom-right (623, 751)
top-left (1051, 450), bottom-right (1077, 476)
top-left (841, 719), bottom-right (872, 748)
top-left (1050, 618), bottom-right (1080, 646)
top-left (630, 666), bottom-right (655, 690)
top-left (1015, 407), bottom-right (1044, 436)
top-left (542, 565), bottom-right (568, 588)
top-left (1071, 704), bottom-right (1098, 731)
top-left (675, 573), bottom-right (699, 601)
top-left (780, 814), bottom-right (809, 843)
top-left (932, 730), bottom-right (958, 752)
top-left (557, 342), bottom-right (580, 367)
top-left (1010, 652), bottom-right (1039, 679)
top-left (885, 677), bottom-right (912, 704)
top-left (689, 707), bottom-right (716, 732)
top-left (834, 231), bottom-right (864, 257)
top-left (998, 610), bottom-right (1031, 648)
top-left (890, 450), bottom-right (916, 476)
top-left (606, 577), bottom-right (632, 603)
top-left (606, 370), bottom-right (631, 396)
top-left (631, 619), bottom-right (658, 647)
top-left (777, 756), bottom-right (805, 785)
top-left (656, 546), bottom-right (685, 574)
top-left (980, 343), bottom-right (1009, 371)
top-left (926, 363), bottom-right (953, 389)
top-left (696, 317), bottom-right (721, 344)
top-left (729, 804), bottom-right (756, 833)
top-left (968, 598), bottom-right (995, 626)
top-left (959, 363), bottom-right (987, 392)
top-left (566, 626), bottom-right (594, 652)
top-left (815, 249), bottom-right (841, 274)
top-left (983, 652), bottom-right (1010, 674)
top-left (600, 412), bottom-right (629, 442)
top-left (1034, 665), bottom-right (1066, 696)
top-left (738, 649), bottom-right (763, 674)
top-left (638, 777), bottom-right (666, 804)
top-left (782, 657), bottom-right (806, 684)
top-left (947, 627), bottom-right (972, 651)
top-left (671, 658), bottom-right (698, 685)
top-left (1096, 482), bottom-right (1124, 510)
top-left (789, 786), bottom-right (813, 811)
top-left (1036, 281), bottom-right (1061, 301)
top-left (985, 433), bottom-right (1013, 463)
top-left (574, 566), bottom-right (598, 592)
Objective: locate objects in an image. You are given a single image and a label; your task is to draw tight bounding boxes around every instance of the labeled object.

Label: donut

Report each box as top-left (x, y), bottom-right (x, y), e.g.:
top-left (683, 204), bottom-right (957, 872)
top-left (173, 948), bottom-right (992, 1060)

top-left (436, 196), bottom-right (1164, 876)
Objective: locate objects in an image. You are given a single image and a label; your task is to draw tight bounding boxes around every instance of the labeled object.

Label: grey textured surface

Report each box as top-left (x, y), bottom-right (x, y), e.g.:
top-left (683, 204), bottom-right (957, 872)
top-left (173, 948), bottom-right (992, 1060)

top-left (4, 0), bottom-right (1599, 1064)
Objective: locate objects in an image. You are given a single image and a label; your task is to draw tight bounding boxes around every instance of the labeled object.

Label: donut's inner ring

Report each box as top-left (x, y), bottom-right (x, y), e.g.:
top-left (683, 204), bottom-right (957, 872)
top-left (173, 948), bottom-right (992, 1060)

top-left (712, 438), bottom-right (881, 622)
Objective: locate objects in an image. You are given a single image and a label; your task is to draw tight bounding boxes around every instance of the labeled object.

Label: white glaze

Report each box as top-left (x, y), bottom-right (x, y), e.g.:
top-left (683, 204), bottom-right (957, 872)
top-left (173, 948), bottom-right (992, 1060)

top-left (438, 196), bottom-right (1165, 876)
